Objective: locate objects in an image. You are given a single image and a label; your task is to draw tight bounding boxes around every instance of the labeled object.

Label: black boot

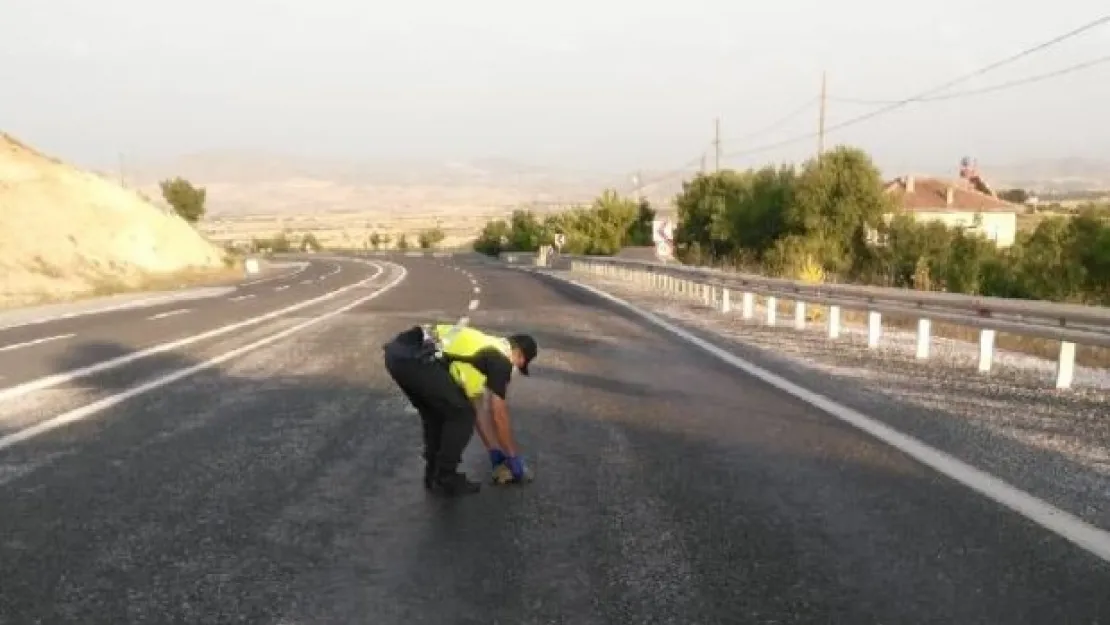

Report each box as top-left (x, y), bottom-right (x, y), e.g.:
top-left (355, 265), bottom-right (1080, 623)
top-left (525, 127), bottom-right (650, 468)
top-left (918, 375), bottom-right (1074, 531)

top-left (429, 471), bottom-right (481, 496)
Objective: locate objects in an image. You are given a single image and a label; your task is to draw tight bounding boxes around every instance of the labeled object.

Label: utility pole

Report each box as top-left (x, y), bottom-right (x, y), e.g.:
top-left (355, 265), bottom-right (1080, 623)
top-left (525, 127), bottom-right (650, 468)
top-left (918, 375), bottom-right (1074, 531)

top-left (817, 71), bottom-right (827, 160)
top-left (713, 117), bottom-right (721, 172)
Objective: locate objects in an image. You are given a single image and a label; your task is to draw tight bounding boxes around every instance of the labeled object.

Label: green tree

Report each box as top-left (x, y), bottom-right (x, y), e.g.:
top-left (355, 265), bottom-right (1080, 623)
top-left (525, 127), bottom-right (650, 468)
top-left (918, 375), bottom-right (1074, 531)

top-left (301, 232), bottom-right (322, 252)
top-left (369, 232), bottom-right (382, 250)
top-left (473, 219), bottom-right (511, 256)
top-left (782, 146), bottom-right (893, 277)
top-left (159, 176), bottom-right (207, 224)
top-left (418, 227), bottom-right (446, 249)
top-left (999, 188), bottom-right (1029, 204)
top-left (396, 233), bottom-right (410, 250)
top-left (507, 210), bottom-right (546, 252)
top-left (625, 198), bottom-right (657, 246)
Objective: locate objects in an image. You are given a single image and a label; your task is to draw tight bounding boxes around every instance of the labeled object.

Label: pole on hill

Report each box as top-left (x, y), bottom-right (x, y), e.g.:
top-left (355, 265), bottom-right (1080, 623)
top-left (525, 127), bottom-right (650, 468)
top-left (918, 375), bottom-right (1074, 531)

top-left (713, 117), bottom-right (721, 172)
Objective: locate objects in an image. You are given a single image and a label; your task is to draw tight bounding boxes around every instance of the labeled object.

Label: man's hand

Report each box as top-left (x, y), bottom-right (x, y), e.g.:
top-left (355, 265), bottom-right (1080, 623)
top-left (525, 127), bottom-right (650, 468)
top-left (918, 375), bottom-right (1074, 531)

top-left (489, 448), bottom-right (507, 469)
top-left (491, 456), bottom-right (534, 485)
top-left (506, 455), bottom-right (526, 481)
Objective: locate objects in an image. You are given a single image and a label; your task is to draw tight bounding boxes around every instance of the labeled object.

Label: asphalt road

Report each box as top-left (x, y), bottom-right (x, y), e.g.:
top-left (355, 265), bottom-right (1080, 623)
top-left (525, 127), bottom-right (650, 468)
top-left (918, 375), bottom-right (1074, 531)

top-left (0, 258), bottom-right (376, 388)
top-left (0, 253), bottom-right (1107, 624)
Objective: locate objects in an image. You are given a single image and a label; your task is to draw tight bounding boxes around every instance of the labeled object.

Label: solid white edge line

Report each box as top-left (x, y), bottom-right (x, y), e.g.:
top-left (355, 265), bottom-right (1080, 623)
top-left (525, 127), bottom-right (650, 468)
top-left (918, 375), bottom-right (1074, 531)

top-left (530, 269), bottom-right (1110, 564)
top-left (0, 289), bottom-right (234, 332)
top-left (0, 333), bottom-right (76, 353)
top-left (0, 263), bottom-right (408, 452)
top-left (0, 261), bottom-right (385, 404)
top-left (468, 299), bottom-right (479, 311)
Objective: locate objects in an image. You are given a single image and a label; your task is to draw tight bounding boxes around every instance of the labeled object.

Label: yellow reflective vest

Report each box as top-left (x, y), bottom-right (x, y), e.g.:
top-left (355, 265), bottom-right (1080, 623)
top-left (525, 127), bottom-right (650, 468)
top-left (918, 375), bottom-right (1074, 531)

top-left (432, 324), bottom-right (512, 399)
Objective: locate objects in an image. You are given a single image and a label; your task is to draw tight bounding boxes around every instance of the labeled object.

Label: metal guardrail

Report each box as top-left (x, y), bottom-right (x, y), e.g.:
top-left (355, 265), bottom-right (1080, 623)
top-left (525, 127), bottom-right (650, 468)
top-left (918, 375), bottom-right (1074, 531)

top-left (559, 254), bottom-right (1110, 390)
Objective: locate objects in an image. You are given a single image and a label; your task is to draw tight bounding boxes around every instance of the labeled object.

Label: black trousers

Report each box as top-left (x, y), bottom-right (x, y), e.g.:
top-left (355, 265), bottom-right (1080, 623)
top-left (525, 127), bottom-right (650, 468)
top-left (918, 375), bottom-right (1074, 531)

top-left (382, 328), bottom-right (476, 476)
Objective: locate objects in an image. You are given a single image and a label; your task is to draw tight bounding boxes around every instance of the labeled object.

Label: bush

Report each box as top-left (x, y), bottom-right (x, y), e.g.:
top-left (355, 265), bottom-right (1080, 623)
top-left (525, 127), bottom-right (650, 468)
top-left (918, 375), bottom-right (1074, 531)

top-left (159, 177), bottom-right (207, 224)
top-left (301, 233), bottom-right (322, 252)
top-left (418, 227), bottom-right (446, 249)
top-left (472, 192), bottom-right (657, 257)
top-left (634, 144), bottom-right (1110, 304)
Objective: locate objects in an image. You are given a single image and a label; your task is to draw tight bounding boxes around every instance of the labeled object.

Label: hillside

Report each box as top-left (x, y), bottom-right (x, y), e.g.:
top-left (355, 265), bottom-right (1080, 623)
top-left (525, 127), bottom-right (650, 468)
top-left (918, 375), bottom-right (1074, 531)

top-left (0, 133), bottom-right (232, 309)
top-left (128, 150), bottom-right (632, 216)
top-left (989, 158), bottom-right (1110, 192)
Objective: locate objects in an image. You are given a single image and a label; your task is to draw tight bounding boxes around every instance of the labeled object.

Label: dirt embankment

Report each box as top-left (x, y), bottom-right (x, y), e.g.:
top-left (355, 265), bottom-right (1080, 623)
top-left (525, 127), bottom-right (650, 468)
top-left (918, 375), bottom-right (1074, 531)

top-left (0, 133), bottom-right (235, 309)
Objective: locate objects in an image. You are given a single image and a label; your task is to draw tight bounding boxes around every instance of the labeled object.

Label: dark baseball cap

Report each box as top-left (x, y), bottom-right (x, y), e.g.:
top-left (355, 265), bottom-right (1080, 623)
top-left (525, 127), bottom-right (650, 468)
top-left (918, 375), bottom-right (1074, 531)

top-left (508, 333), bottom-right (538, 375)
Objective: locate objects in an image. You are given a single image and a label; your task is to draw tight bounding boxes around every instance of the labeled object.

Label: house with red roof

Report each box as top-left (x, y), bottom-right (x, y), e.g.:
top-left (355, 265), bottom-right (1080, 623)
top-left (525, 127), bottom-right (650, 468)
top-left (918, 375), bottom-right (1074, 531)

top-left (882, 160), bottom-right (1021, 247)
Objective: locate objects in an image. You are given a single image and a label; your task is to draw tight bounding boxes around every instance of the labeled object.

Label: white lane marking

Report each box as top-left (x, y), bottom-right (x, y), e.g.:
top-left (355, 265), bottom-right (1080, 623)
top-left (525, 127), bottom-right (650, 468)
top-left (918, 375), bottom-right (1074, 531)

top-left (301, 279), bottom-right (314, 285)
top-left (320, 264), bottom-right (342, 280)
top-left (473, 286), bottom-right (481, 294)
top-left (240, 262), bottom-right (309, 287)
top-left (275, 285), bottom-right (289, 291)
top-left (0, 264), bottom-right (409, 452)
top-left (0, 333), bottom-right (76, 353)
top-left (0, 289), bottom-right (233, 332)
top-left (468, 299), bottom-right (480, 311)
top-left (229, 294), bottom-right (255, 302)
top-left (0, 262), bottom-right (385, 404)
top-left (147, 308), bottom-right (191, 321)
top-left (548, 272), bottom-right (1110, 564)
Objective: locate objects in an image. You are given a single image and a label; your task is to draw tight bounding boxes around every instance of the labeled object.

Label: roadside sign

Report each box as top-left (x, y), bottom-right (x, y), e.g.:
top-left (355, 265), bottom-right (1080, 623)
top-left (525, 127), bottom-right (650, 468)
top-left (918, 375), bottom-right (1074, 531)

top-left (652, 219), bottom-right (674, 261)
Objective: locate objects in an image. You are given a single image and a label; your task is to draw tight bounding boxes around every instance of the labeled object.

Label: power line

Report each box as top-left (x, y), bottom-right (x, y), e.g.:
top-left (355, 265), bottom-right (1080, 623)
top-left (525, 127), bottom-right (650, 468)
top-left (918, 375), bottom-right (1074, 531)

top-left (629, 151), bottom-right (707, 194)
top-left (717, 14), bottom-right (1110, 160)
top-left (723, 96), bottom-right (819, 143)
top-left (628, 97), bottom-right (821, 193)
top-left (633, 96), bottom-right (819, 196)
top-left (828, 54), bottom-right (1110, 104)
top-left (622, 13), bottom-right (1109, 198)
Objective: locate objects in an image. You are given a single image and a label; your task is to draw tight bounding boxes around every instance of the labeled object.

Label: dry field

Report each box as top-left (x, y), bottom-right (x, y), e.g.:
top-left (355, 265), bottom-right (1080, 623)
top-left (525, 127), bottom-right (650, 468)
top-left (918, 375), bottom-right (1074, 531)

top-left (200, 207), bottom-right (535, 250)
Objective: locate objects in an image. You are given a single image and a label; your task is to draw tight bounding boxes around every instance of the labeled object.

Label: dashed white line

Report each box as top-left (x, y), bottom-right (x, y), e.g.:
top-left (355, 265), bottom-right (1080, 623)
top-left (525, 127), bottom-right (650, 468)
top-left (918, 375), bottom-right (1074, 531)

top-left (0, 263), bottom-right (409, 453)
top-left (301, 279), bottom-right (314, 285)
top-left (147, 308), bottom-right (191, 321)
top-left (0, 261), bottom-right (386, 405)
top-left (468, 299), bottom-right (480, 311)
top-left (0, 333), bottom-right (76, 353)
top-left (473, 286), bottom-right (481, 294)
top-left (241, 263), bottom-right (308, 287)
top-left (320, 264), bottom-right (342, 279)
top-left (229, 294), bottom-right (256, 302)
top-left (275, 285), bottom-right (289, 292)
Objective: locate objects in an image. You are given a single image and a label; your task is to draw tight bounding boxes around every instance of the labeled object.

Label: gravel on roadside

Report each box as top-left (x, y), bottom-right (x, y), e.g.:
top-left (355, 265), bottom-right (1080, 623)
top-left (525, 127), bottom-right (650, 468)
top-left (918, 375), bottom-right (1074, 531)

top-left (552, 268), bottom-right (1110, 531)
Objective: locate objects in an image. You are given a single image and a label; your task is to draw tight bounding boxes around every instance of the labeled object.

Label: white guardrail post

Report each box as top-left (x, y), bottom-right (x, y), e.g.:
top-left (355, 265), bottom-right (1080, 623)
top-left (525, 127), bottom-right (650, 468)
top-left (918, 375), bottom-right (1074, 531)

top-left (557, 255), bottom-right (1106, 391)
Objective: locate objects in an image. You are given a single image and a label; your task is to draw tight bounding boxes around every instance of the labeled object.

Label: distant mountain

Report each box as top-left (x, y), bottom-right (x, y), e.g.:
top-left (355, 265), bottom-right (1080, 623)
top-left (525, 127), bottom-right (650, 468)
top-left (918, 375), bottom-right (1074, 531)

top-left (128, 150), bottom-right (632, 216)
top-left (133, 150), bottom-right (1110, 218)
top-left (986, 158), bottom-right (1110, 192)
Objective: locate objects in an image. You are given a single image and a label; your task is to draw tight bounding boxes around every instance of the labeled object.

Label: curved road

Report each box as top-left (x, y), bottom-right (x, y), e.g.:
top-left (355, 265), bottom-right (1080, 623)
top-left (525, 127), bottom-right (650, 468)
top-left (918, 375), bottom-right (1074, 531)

top-left (0, 253), bottom-right (1107, 624)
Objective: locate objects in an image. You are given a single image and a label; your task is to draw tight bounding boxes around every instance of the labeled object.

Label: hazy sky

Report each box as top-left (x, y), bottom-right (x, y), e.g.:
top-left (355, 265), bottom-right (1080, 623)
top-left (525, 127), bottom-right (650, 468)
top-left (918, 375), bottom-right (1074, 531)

top-left (1, 1), bottom-right (1107, 177)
